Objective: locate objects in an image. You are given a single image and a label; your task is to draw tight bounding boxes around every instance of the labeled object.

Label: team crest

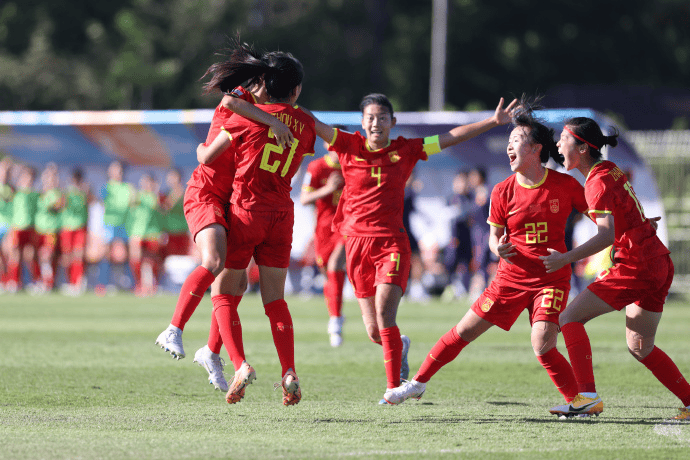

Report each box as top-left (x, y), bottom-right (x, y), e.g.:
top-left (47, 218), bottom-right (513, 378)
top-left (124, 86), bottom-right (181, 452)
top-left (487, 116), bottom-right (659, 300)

top-left (480, 298), bottom-right (494, 313)
top-left (388, 151), bottom-right (400, 163)
top-left (550, 199), bottom-right (559, 213)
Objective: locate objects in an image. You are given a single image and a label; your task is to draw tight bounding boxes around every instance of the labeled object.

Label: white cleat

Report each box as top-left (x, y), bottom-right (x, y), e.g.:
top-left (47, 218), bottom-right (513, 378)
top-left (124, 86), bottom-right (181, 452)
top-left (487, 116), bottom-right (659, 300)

top-left (383, 379), bottom-right (426, 405)
top-left (328, 316), bottom-right (345, 347)
top-left (193, 345), bottom-right (228, 392)
top-left (154, 326), bottom-right (185, 359)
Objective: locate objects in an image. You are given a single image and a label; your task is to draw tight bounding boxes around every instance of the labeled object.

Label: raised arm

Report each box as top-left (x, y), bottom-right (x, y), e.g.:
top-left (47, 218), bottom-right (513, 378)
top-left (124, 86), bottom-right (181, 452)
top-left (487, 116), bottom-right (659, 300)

top-left (197, 130), bottom-right (231, 165)
top-left (300, 107), bottom-right (337, 143)
top-left (437, 97), bottom-right (518, 150)
top-left (222, 95), bottom-right (294, 148)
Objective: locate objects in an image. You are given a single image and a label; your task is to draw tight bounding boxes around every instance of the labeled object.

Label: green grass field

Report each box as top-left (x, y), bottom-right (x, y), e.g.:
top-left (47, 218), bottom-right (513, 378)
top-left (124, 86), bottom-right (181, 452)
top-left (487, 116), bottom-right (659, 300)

top-left (1, 291), bottom-right (689, 459)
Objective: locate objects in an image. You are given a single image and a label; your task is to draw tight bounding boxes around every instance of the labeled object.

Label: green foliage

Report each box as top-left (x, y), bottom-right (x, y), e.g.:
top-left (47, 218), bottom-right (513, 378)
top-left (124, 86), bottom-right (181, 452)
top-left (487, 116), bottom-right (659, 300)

top-left (1, 292), bottom-right (689, 459)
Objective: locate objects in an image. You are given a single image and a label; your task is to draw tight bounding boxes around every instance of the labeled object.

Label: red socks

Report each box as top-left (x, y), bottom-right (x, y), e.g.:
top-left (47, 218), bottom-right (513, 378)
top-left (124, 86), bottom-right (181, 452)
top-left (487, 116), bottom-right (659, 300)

top-left (536, 348), bottom-right (579, 402)
top-left (212, 294), bottom-right (245, 369)
top-left (207, 301), bottom-right (224, 355)
top-left (415, 327), bottom-right (468, 383)
top-left (561, 322), bottom-right (597, 393)
top-left (380, 326), bottom-right (403, 389)
top-left (264, 299), bottom-right (295, 375)
top-left (640, 346), bottom-right (690, 407)
top-left (170, 266), bottom-right (216, 330)
top-left (324, 271), bottom-right (345, 317)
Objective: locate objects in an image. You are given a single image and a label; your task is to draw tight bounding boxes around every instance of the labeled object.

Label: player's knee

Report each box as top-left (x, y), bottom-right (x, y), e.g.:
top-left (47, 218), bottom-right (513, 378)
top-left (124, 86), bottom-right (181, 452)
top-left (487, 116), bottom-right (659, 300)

top-left (531, 325), bottom-right (557, 356)
top-left (202, 254), bottom-right (225, 276)
top-left (627, 333), bottom-right (655, 360)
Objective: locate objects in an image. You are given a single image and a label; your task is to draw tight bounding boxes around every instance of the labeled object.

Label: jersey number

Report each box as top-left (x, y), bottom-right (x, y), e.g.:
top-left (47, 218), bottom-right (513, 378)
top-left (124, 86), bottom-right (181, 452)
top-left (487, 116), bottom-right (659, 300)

top-left (371, 167), bottom-right (382, 187)
top-left (525, 222), bottom-right (548, 244)
top-left (260, 130), bottom-right (299, 177)
top-left (623, 181), bottom-right (646, 222)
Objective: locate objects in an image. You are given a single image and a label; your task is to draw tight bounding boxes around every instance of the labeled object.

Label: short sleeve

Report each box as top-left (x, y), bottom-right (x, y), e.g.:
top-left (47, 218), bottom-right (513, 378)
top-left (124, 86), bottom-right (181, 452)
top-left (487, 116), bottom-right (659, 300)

top-left (487, 184), bottom-right (506, 228)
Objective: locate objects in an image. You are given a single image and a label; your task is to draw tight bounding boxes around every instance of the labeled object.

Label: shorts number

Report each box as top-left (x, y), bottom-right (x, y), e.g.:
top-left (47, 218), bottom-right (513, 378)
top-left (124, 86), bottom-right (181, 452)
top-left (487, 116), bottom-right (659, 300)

top-left (259, 131), bottom-right (299, 177)
top-left (525, 222), bottom-right (548, 244)
top-left (542, 288), bottom-right (565, 313)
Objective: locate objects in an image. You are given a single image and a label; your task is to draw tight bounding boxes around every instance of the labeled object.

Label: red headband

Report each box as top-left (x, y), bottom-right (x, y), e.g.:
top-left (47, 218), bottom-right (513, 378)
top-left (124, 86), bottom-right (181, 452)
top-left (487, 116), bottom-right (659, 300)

top-left (563, 126), bottom-right (600, 151)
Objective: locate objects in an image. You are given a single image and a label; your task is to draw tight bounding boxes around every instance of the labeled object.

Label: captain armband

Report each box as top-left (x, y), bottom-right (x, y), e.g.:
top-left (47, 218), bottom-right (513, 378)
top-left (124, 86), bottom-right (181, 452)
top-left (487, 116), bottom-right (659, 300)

top-left (423, 135), bottom-right (442, 155)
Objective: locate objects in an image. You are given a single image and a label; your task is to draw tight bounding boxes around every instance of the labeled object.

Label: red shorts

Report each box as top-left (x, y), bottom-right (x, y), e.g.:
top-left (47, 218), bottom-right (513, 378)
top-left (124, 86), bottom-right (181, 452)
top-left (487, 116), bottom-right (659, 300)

top-left (314, 228), bottom-right (344, 268)
top-left (10, 228), bottom-right (38, 248)
top-left (60, 228), bottom-right (87, 253)
top-left (471, 279), bottom-right (571, 331)
top-left (183, 185), bottom-right (229, 240)
top-left (225, 204), bottom-right (293, 269)
top-left (587, 254), bottom-right (673, 313)
top-left (142, 239), bottom-right (162, 254)
top-left (344, 235), bottom-right (411, 298)
top-left (164, 232), bottom-right (191, 256)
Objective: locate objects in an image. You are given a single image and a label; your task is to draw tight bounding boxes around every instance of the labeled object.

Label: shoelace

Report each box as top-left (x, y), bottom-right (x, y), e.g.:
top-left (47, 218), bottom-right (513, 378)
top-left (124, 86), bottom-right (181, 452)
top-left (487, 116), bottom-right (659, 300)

top-left (210, 356), bottom-right (226, 376)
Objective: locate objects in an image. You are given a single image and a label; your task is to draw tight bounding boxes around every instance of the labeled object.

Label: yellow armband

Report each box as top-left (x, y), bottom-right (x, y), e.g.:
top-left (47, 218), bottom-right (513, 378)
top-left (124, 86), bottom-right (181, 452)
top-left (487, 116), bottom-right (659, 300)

top-left (423, 135), bottom-right (441, 155)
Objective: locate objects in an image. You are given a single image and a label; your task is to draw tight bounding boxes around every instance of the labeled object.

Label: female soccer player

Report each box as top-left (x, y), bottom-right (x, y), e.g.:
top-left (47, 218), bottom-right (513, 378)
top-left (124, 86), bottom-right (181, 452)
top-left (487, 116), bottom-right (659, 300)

top-left (60, 168), bottom-right (91, 295)
top-left (198, 51), bottom-right (315, 406)
top-left (542, 117), bottom-right (690, 420)
top-left (309, 93), bottom-right (518, 403)
top-left (35, 164), bottom-right (64, 293)
top-left (385, 105), bottom-right (588, 405)
top-left (155, 41), bottom-right (293, 374)
top-left (6, 165), bottom-right (40, 293)
top-left (161, 168), bottom-right (190, 259)
top-left (300, 127), bottom-right (347, 347)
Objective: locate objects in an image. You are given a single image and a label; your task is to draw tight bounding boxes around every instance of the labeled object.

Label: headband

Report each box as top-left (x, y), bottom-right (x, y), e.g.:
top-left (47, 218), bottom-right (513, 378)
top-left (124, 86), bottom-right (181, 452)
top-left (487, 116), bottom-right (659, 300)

top-left (563, 126), bottom-right (600, 150)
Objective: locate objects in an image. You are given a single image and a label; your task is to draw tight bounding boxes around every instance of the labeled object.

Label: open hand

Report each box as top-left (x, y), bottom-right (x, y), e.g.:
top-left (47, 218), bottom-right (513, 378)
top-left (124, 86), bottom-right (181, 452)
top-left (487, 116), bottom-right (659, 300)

top-left (494, 98), bottom-right (519, 125)
top-left (540, 248), bottom-right (568, 274)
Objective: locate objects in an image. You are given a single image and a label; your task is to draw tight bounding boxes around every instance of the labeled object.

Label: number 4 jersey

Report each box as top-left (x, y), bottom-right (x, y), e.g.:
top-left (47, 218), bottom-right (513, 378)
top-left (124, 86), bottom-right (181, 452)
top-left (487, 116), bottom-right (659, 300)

top-left (488, 168), bottom-right (588, 289)
top-left (224, 103), bottom-right (316, 211)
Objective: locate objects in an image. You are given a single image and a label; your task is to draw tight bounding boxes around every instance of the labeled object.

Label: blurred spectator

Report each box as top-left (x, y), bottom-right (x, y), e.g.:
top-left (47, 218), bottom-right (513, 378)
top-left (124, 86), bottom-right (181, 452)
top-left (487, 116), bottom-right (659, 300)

top-left (0, 157), bottom-right (14, 289)
top-left (35, 163), bottom-right (64, 293)
top-left (467, 166), bottom-right (494, 301)
top-left (100, 161), bottom-right (134, 291)
top-left (443, 169), bottom-right (473, 299)
top-left (128, 172), bottom-right (163, 296)
top-left (419, 233), bottom-right (450, 297)
top-left (404, 173), bottom-right (427, 301)
top-left (60, 168), bottom-right (92, 296)
top-left (6, 165), bottom-right (39, 293)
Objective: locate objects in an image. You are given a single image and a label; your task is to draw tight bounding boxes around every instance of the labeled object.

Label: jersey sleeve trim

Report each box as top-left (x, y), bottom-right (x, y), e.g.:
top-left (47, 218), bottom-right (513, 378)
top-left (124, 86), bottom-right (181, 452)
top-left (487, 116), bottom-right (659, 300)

top-left (329, 129), bottom-right (339, 146)
top-left (220, 126), bottom-right (233, 141)
top-left (487, 220), bottom-right (504, 228)
top-left (423, 135), bottom-right (442, 155)
top-left (588, 209), bottom-right (612, 215)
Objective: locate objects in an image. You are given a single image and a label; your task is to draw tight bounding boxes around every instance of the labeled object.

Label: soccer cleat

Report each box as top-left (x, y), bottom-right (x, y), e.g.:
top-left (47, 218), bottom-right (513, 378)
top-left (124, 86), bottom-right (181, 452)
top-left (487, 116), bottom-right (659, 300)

top-left (672, 408), bottom-right (690, 421)
top-left (328, 316), bottom-right (345, 348)
top-left (154, 327), bottom-right (185, 359)
top-left (275, 368), bottom-right (301, 406)
top-left (400, 334), bottom-right (411, 382)
top-left (383, 379), bottom-right (426, 405)
top-left (549, 393), bottom-right (603, 417)
top-left (225, 361), bottom-right (256, 404)
top-left (193, 345), bottom-right (228, 392)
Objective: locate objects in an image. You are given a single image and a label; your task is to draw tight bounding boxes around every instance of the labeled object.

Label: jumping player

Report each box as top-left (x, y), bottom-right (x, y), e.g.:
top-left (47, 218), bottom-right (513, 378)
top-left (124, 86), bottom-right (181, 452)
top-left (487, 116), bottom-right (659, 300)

top-left (309, 93), bottom-right (518, 403)
top-left (542, 117), bottom-right (690, 420)
top-left (300, 125), bottom-right (347, 347)
top-left (385, 105), bottom-right (588, 405)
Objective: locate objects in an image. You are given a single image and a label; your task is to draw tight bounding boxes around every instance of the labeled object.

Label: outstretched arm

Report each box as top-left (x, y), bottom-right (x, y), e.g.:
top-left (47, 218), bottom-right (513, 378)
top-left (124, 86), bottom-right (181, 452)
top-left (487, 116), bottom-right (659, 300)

top-left (300, 171), bottom-right (343, 206)
top-left (437, 97), bottom-right (518, 150)
top-left (222, 95), bottom-right (294, 148)
top-left (300, 107), bottom-right (337, 144)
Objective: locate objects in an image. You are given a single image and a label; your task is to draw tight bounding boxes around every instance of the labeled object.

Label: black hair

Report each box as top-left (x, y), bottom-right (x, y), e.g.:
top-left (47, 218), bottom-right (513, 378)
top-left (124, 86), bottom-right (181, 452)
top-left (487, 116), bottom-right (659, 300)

top-left (563, 117), bottom-right (619, 161)
top-left (201, 39), bottom-right (266, 95)
top-left (261, 51), bottom-right (304, 101)
top-left (359, 93), bottom-right (394, 117)
top-left (71, 168), bottom-right (84, 182)
top-left (333, 124), bottom-right (347, 131)
top-left (511, 95), bottom-right (562, 166)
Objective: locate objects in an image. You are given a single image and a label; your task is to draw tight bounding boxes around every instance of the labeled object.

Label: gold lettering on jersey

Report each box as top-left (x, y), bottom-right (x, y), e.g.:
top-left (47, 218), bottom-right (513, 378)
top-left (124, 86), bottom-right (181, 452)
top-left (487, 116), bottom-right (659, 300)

top-left (608, 167), bottom-right (625, 181)
top-left (388, 151), bottom-right (400, 163)
top-left (550, 199), bottom-right (559, 213)
top-left (480, 298), bottom-right (494, 313)
top-left (272, 112), bottom-right (305, 135)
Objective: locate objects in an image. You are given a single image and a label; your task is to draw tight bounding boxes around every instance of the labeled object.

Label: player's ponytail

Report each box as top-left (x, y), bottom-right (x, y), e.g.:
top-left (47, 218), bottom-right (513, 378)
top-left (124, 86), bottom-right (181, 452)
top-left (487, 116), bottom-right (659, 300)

top-left (201, 39), bottom-right (268, 95)
top-left (512, 95), bottom-right (562, 166)
top-left (563, 117), bottom-right (619, 161)
top-left (262, 51), bottom-right (304, 102)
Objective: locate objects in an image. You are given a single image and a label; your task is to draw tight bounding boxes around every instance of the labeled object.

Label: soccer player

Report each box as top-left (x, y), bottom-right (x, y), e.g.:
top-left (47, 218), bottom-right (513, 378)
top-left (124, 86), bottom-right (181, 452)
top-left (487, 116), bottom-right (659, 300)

top-left (101, 160), bottom-right (134, 291)
top-left (128, 173), bottom-right (164, 296)
top-left (59, 168), bottom-right (91, 295)
top-left (155, 41), bottom-right (293, 382)
top-left (309, 93), bottom-right (518, 404)
top-left (542, 117), bottom-right (690, 420)
top-left (6, 164), bottom-right (40, 292)
top-left (197, 51), bottom-right (315, 406)
top-left (385, 105), bottom-right (588, 405)
top-left (300, 126), bottom-right (347, 347)
top-left (161, 168), bottom-right (190, 259)
top-left (35, 164), bottom-right (64, 293)
top-left (0, 157), bottom-right (15, 289)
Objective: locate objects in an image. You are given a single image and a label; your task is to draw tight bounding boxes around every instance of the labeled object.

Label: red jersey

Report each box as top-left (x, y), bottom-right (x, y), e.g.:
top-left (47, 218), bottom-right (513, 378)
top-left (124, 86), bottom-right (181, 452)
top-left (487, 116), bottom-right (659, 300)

top-left (302, 155), bottom-right (343, 234)
top-left (186, 86), bottom-right (256, 200)
top-left (488, 168), bottom-right (588, 288)
top-left (585, 160), bottom-right (669, 262)
top-left (225, 103), bottom-right (316, 211)
top-left (330, 130), bottom-right (438, 237)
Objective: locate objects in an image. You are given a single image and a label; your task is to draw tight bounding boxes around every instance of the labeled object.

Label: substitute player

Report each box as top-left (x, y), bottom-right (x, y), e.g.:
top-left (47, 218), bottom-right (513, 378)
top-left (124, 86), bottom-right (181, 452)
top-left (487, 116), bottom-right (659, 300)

top-left (155, 40), bottom-right (293, 382)
top-left (386, 104), bottom-right (588, 405)
top-left (198, 50), bottom-right (315, 406)
top-left (300, 125), bottom-right (347, 347)
top-left (60, 168), bottom-right (91, 295)
top-left (161, 168), bottom-right (190, 259)
top-left (543, 117), bottom-right (690, 420)
top-left (6, 165), bottom-right (40, 293)
top-left (35, 164), bottom-right (64, 293)
top-left (308, 93), bottom-right (518, 404)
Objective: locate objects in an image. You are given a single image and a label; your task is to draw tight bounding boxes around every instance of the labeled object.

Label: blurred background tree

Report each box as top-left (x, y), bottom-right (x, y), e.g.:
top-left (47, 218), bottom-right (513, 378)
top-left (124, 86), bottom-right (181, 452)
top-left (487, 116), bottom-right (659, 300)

top-left (0, 0), bottom-right (688, 127)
